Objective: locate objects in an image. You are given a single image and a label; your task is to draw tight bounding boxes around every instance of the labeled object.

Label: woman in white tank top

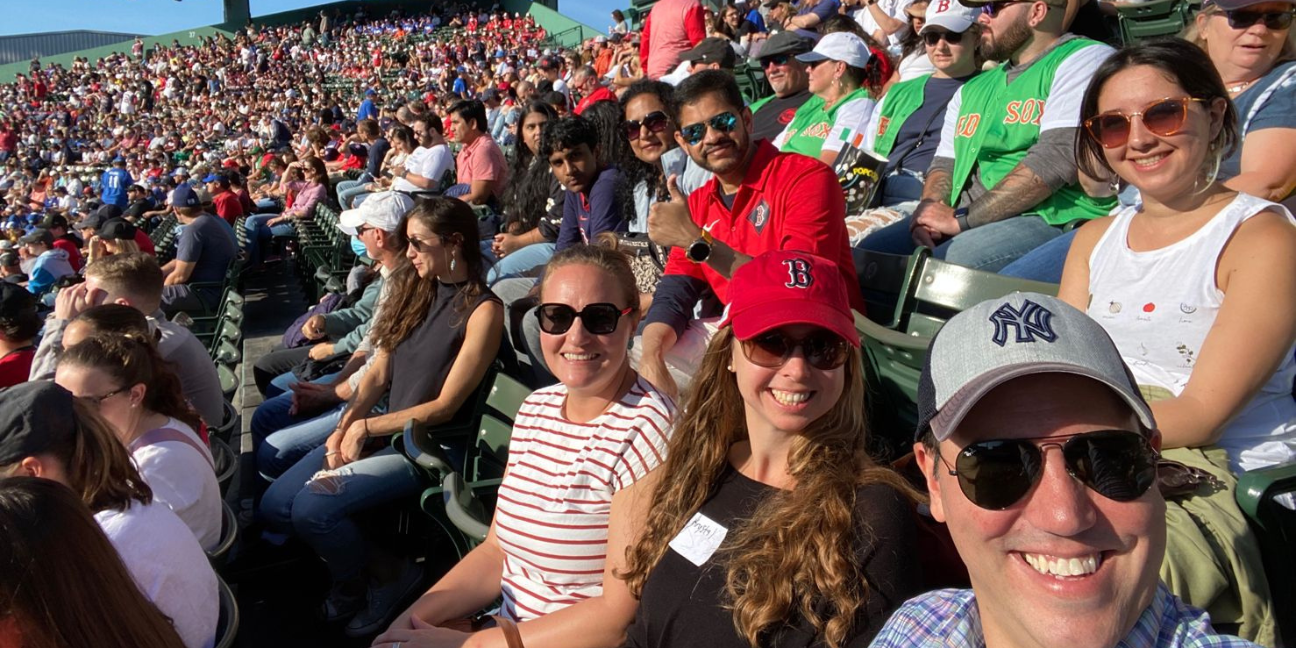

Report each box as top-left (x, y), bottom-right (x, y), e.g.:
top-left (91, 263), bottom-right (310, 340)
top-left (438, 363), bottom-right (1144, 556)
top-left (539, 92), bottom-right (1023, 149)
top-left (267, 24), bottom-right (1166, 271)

top-left (1058, 41), bottom-right (1296, 474)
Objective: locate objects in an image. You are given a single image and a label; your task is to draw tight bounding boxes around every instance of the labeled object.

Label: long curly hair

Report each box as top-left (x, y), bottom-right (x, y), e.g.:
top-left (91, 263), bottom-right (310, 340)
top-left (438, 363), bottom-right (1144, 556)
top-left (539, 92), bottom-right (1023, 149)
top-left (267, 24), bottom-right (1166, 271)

top-left (621, 327), bottom-right (920, 648)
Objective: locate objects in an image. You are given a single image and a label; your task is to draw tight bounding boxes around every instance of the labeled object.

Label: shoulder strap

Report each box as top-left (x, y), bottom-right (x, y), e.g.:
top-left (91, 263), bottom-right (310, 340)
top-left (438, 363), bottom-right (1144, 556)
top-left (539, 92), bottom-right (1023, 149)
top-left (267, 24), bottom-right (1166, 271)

top-left (129, 427), bottom-right (215, 472)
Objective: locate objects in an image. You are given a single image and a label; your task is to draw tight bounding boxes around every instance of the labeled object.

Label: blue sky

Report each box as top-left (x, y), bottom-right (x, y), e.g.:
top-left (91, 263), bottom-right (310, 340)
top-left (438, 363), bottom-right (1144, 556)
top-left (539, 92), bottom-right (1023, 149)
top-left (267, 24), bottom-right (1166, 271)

top-left (1, 0), bottom-right (613, 37)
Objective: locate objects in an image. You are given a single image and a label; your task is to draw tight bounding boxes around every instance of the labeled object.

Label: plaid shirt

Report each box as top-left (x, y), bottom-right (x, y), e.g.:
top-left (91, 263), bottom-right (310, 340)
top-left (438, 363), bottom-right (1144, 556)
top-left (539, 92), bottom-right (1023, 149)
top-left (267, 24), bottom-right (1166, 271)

top-left (870, 584), bottom-right (1260, 648)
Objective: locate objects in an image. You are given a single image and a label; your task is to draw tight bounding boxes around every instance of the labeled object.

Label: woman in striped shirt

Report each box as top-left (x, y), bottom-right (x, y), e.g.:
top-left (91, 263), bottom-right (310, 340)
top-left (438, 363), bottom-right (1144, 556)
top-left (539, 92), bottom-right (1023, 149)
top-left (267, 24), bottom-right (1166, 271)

top-left (377, 244), bottom-right (675, 648)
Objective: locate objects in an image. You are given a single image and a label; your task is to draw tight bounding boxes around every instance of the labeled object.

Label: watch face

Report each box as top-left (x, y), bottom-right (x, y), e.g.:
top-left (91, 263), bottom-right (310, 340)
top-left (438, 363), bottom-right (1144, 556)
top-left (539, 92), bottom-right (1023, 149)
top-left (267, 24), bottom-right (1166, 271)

top-left (687, 239), bottom-right (710, 262)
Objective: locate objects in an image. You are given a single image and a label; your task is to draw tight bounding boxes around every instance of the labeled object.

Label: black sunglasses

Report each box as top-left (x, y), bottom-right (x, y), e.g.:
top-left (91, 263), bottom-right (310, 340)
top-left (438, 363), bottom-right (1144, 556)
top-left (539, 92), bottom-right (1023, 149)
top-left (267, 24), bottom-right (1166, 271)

top-left (760, 54), bottom-right (792, 68)
top-left (1223, 8), bottom-right (1294, 29)
top-left (622, 111), bottom-right (671, 140)
top-left (740, 330), bottom-right (850, 371)
top-left (980, 0), bottom-right (1039, 17)
top-left (938, 430), bottom-right (1158, 511)
top-left (679, 111), bottom-right (739, 146)
top-left (923, 31), bottom-right (966, 45)
top-left (535, 303), bottom-right (633, 335)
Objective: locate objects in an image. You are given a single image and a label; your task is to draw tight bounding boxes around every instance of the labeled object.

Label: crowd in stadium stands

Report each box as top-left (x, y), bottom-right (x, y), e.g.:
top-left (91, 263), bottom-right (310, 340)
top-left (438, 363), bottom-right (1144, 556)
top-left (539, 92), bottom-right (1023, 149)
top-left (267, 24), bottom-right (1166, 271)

top-left (0, 0), bottom-right (1293, 646)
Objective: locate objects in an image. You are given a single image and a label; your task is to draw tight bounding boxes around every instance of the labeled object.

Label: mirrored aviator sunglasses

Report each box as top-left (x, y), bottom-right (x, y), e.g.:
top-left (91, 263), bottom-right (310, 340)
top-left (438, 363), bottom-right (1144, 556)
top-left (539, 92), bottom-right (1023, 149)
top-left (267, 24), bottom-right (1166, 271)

top-left (1083, 97), bottom-right (1206, 149)
top-left (679, 111), bottom-right (739, 146)
top-left (941, 430), bottom-right (1159, 510)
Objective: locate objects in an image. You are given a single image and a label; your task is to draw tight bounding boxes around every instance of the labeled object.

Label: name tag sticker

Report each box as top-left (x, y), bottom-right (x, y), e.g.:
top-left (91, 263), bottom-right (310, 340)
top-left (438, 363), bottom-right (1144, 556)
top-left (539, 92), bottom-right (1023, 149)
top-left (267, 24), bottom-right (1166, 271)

top-left (668, 512), bottom-right (728, 567)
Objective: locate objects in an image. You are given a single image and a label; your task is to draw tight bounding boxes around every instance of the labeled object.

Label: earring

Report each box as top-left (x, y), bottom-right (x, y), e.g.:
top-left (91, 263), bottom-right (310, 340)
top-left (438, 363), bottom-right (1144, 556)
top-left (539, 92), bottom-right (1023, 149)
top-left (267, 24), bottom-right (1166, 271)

top-left (450, 255), bottom-right (457, 272)
top-left (727, 364), bottom-right (734, 372)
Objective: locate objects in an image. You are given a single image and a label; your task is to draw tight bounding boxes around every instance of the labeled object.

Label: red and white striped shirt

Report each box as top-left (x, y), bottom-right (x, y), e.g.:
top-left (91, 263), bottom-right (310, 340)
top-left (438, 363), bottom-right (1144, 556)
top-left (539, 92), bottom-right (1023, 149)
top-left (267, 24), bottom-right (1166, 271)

top-left (494, 377), bottom-right (675, 621)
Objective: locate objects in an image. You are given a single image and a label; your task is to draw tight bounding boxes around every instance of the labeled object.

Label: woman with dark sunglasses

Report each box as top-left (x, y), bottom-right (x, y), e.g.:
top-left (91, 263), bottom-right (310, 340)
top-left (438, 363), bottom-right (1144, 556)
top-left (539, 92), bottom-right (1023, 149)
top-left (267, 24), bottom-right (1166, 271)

top-left (1185, 0), bottom-right (1296, 207)
top-left (1060, 39), bottom-right (1295, 475)
top-left (377, 244), bottom-right (675, 648)
top-left (621, 250), bottom-right (922, 648)
top-left (618, 81), bottom-right (712, 228)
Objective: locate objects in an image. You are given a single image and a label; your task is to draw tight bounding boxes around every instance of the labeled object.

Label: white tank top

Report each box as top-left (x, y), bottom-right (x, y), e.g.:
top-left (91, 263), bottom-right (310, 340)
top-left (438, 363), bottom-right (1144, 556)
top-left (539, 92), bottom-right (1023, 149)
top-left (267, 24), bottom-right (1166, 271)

top-left (1087, 193), bottom-right (1296, 473)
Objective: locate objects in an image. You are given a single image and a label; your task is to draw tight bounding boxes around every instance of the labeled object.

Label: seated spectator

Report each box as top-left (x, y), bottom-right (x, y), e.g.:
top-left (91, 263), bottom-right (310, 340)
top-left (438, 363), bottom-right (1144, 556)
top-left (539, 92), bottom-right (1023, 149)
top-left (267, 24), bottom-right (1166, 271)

top-left (0, 476), bottom-right (188, 648)
top-left (572, 65), bottom-right (618, 115)
top-left (0, 382), bottom-right (217, 648)
top-left (259, 198), bottom-right (506, 636)
top-left (204, 171), bottom-right (245, 226)
top-left (636, 70), bottom-right (863, 398)
top-left (243, 158), bottom-right (328, 268)
top-left (487, 101), bottom-right (565, 283)
top-left (876, 293), bottom-right (1260, 648)
top-left (0, 250), bottom-right (25, 284)
top-left (56, 331), bottom-right (222, 551)
top-left (40, 213), bottom-right (83, 271)
top-left (670, 37), bottom-right (739, 83)
top-left (161, 185), bottom-right (238, 316)
top-left (747, 32), bottom-right (816, 142)
top-left (1059, 41), bottom-right (1295, 475)
top-left (774, 32), bottom-right (881, 164)
top-left (858, 1), bottom-right (1116, 271)
top-left (79, 205), bottom-right (157, 257)
top-left (377, 244), bottom-right (674, 647)
top-left (30, 253), bottom-right (224, 428)
top-left (620, 80), bottom-right (713, 227)
top-left (251, 193), bottom-right (414, 480)
top-left (547, 115), bottom-right (631, 249)
top-left (88, 218), bottom-right (143, 264)
top-left (335, 118), bottom-right (391, 209)
top-left (0, 283), bottom-right (38, 387)
top-left (446, 100), bottom-right (511, 207)
top-left (19, 228), bottom-right (74, 295)
top-left (122, 183), bottom-right (154, 224)
top-left (622, 250), bottom-right (921, 647)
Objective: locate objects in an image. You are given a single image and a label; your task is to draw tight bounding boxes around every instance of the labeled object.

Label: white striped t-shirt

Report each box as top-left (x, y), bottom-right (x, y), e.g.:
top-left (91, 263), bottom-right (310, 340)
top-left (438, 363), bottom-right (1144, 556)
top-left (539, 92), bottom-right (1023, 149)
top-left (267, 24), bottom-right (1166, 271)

top-left (494, 376), bottom-right (675, 621)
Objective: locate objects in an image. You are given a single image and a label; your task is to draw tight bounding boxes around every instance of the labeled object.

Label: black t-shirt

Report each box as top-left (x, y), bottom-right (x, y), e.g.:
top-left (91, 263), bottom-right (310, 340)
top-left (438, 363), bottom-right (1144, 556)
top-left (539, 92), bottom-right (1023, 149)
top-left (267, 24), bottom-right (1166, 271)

top-left (388, 282), bottom-right (502, 424)
top-left (367, 137), bottom-right (391, 178)
top-left (125, 197), bottom-right (153, 221)
top-left (751, 90), bottom-right (814, 143)
top-left (626, 466), bottom-right (923, 648)
top-left (886, 75), bottom-right (971, 176)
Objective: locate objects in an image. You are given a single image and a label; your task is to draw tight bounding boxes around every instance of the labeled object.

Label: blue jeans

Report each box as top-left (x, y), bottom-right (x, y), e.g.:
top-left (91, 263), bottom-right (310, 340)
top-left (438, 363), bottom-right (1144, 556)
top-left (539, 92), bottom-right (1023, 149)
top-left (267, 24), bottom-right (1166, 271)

top-left (245, 214), bottom-right (296, 265)
top-left (259, 444), bottom-right (426, 581)
top-left (857, 214), bottom-right (1065, 272)
top-left (336, 176), bottom-right (371, 210)
top-left (998, 229), bottom-right (1076, 284)
top-left (486, 242), bottom-right (556, 285)
top-left (255, 402), bottom-right (345, 482)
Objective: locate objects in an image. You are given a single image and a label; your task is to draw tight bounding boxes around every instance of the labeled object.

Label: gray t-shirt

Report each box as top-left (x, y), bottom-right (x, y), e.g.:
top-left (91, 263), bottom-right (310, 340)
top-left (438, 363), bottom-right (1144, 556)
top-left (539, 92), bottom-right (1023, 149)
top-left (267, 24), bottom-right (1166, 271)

top-left (176, 214), bottom-right (237, 284)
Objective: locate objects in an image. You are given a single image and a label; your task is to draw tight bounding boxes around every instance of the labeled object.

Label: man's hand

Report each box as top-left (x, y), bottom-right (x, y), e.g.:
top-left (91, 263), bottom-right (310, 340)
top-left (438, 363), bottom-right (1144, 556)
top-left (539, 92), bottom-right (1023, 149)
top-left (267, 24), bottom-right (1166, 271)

top-left (289, 380), bottom-right (342, 417)
top-left (54, 282), bottom-right (107, 321)
top-left (911, 200), bottom-right (960, 248)
top-left (639, 354), bottom-right (679, 400)
top-left (308, 342), bottom-right (336, 361)
top-left (648, 174), bottom-right (702, 249)
top-left (492, 231), bottom-right (527, 257)
top-left (301, 314), bottom-right (327, 341)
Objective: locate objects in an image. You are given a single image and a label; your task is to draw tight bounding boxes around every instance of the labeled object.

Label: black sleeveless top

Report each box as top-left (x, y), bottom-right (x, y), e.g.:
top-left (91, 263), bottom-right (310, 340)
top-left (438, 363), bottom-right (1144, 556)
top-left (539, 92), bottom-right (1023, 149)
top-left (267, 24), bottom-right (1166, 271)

top-left (388, 281), bottom-right (501, 426)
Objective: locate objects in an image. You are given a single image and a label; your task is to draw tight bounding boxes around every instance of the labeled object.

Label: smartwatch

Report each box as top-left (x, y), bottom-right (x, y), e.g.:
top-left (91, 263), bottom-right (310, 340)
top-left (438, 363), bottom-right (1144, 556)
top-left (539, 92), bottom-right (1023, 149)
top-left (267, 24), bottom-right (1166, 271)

top-left (954, 207), bottom-right (971, 232)
top-left (686, 227), bottom-right (714, 264)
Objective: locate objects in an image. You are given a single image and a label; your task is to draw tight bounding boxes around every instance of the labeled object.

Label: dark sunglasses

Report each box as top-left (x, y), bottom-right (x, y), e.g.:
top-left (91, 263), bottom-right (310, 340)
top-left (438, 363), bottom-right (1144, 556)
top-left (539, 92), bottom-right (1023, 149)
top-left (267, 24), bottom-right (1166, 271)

top-left (1083, 96), bottom-right (1206, 149)
top-left (622, 111), bottom-right (671, 140)
top-left (1223, 8), bottom-right (1294, 29)
top-left (938, 430), bottom-right (1158, 511)
top-left (740, 330), bottom-right (850, 370)
top-left (679, 111), bottom-right (739, 146)
top-left (535, 302), bottom-right (632, 335)
top-left (923, 31), bottom-right (966, 45)
top-left (760, 54), bottom-right (792, 68)
top-left (981, 0), bottom-right (1030, 17)
top-left (407, 235), bottom-right (442, 253)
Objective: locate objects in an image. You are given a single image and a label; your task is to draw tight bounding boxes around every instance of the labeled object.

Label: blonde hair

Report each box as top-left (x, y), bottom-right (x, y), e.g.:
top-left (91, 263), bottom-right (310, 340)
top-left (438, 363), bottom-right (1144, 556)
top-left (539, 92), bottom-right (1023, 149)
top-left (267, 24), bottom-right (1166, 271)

top-left (620, 328), bottom-right (920, 648)
top-left (1182, 7), bottom-right (1296, 64)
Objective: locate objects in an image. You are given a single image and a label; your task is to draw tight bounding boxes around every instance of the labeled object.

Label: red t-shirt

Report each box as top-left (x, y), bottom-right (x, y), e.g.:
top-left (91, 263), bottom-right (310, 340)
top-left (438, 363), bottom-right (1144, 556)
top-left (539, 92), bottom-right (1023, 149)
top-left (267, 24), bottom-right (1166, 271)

top-left (574, 85), bottom-right (617, 116)
top-left (211, 190), bottom-right (245, 225)
top-left (134, 229), bottom-right (156, 256)
top-left (664, 140), bottom-right (865, 312)
top-left (0, 348), bottom-right (34, 388)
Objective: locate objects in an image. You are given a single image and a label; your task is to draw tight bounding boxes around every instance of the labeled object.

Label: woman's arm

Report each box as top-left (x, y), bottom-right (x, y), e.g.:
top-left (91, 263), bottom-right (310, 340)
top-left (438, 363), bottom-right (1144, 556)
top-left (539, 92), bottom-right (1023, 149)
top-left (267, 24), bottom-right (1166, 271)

top-left (363, 300), bottom-right (504, 436)
top-left (1056, 216), bottom-right (1114, 310)
top-left (1152, 210), bottom-right (1296, 448)
top-left (1223, 128), bottom-right (1296, 203)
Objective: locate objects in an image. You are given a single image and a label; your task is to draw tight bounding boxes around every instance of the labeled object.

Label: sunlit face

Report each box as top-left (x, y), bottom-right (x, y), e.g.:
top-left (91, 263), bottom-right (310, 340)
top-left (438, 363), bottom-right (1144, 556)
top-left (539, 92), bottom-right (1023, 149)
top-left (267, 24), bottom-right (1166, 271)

top-left (521, 111), bottom-right (549, 156)
top-left (449, 112), bottom-right (473, 143)
top-left (624, 93), bottom-right (675, 164)
top-left (1094, 65), bottom-right (1224, 203)
top-left (538, 263), bottom-right (637, 398)
top-left (926, 28), bottom-right (978, 76)
top-left (806, 58), bottom-right (842, 96)
top-left (731, 324), bottom-right (845, 437)
top-left (675, 93), bottom-right (751, 176)
top-left (404, 217), bottom-right (454, 279)
top-left (914, 375), bottom-right (1165, 648)
top-left (1197, 3), bottom-right (1291, 77)
top-left (763, 54), bottom-right (810, 98)
top-left (977, 1), bottom-right (1035, 61)
top-left (548, 143), bottom-right (599, 194)
top-left (54, 364), bottom-right (142, 441)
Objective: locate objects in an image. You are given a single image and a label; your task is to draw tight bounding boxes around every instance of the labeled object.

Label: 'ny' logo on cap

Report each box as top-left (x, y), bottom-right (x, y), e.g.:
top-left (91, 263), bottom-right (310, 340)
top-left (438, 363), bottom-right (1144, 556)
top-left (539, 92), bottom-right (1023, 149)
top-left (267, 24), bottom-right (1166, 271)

top-left (989, 299), bottom-right (1057, 347)
top-left (783, 258), bottom-right (814, 289)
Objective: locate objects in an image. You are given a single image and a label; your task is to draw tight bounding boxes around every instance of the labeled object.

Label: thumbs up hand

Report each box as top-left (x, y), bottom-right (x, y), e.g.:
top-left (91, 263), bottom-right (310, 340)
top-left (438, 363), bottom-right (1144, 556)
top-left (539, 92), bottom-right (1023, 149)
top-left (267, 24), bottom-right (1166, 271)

top-left (647, 174), bottom-right (701, 249)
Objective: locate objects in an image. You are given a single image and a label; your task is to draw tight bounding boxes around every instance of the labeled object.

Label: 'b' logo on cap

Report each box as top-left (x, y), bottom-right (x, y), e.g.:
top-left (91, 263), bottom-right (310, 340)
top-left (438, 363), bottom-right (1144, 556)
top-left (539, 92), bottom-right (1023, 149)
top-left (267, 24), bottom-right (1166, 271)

top-left (989, 299), bottom-right (1057, 347)
top-left (783, 258), bottom-right (814, 289)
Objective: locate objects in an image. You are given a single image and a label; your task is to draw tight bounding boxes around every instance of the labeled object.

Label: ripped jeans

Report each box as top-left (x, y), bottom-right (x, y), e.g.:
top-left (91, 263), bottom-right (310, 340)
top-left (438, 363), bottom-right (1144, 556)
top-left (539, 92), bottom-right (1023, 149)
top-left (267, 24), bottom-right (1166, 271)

top-left (259, 444), bottom-right (426, 582)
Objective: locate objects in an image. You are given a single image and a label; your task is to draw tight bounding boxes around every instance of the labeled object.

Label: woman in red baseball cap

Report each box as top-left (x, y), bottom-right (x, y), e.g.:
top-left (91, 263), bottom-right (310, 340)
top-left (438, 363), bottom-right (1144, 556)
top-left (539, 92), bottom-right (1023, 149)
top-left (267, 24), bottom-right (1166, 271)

top-left (620, 249), bottom-right (922, 648)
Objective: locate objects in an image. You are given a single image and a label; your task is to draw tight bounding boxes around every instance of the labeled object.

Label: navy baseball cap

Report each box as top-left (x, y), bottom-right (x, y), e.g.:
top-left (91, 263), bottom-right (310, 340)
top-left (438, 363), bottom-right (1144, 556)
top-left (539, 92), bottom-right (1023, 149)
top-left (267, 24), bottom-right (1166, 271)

top-left (0, 382), bottom-right (78, 466)
top-left (171, 183), bottom-right (201, 208)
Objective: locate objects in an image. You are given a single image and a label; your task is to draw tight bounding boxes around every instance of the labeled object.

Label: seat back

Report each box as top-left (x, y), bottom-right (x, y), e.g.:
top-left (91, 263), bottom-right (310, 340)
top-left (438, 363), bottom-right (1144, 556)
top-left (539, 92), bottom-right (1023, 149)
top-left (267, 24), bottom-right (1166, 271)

top-left (905, 257), bottom-right (1059, 337)
top-left (207, 500), bottom-right (239, 570)
top-left (1117, 0), bottom-right (1188, 44)
top-left (854, 247), bottom-right (929, 329)
top-left (214, 575), bottom-right (239, 648)
top-left (1236, 462), bottom-right (1296, 641)
top-left (486, 373), bottom-right (532, 423)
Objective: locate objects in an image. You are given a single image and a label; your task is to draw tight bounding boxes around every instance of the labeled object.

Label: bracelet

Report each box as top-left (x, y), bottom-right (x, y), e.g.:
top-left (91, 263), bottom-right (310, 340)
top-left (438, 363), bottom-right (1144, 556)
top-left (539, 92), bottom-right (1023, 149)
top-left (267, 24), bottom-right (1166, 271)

top-left (325, 451), bottom-right (338, 457)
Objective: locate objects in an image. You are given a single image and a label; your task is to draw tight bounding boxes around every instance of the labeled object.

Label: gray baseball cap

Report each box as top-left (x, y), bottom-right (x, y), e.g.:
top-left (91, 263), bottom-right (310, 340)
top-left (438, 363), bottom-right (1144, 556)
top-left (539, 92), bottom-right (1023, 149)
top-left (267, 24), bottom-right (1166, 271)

top-left (916, 292), bottom-right (1155, 442)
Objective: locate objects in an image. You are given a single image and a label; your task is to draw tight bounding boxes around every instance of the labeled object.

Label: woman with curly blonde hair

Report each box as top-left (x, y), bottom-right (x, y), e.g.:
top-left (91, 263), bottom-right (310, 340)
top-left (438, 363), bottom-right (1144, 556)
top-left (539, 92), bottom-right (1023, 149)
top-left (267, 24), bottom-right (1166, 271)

top-left (621, 250), bottom-right (922, 648)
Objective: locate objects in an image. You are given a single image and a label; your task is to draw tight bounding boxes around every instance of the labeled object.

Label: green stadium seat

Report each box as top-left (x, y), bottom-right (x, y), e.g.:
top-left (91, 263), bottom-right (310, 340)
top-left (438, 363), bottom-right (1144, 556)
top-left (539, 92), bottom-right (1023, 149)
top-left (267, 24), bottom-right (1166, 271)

top-left (1236, 461), bottom-right (1296, 641)
top-left (1117, 0), bottom-right (1192, 45)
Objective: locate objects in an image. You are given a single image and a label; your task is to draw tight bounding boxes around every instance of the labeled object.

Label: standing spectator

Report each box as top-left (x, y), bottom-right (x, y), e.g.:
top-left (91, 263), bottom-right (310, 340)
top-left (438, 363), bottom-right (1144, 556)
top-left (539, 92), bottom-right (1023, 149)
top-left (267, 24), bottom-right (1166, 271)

top-left (641, 0), bottom-right (708, 79)
top-left (446, 100), bottom-right (510, 207)
top-left (100, 156), bottom-right (134, 209)
top-left (611, 9), bottom-right (631, 35)
top-left (161, 185), bottom-right (238, 316)
top-left (204, 172), bottom-right (245, 226)
top-left (0, 283), bottom-right (38, 387)
top-left (357, 89), bottom-right (378, 121)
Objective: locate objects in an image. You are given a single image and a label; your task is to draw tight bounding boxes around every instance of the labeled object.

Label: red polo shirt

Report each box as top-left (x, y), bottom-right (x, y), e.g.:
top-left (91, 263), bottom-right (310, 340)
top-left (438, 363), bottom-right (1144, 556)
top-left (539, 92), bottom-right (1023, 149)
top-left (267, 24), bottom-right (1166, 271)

top-left (663, 140), bottom-right (864, 312)
top-left (211, 189), bottom-right (245, 225)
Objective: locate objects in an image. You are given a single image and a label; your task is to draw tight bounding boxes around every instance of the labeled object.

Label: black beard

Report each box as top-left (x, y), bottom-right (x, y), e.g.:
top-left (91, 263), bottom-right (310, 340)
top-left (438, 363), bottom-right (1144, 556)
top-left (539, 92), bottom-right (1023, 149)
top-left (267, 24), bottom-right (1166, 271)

top-left (981, 14), bottom-right (1033, 62)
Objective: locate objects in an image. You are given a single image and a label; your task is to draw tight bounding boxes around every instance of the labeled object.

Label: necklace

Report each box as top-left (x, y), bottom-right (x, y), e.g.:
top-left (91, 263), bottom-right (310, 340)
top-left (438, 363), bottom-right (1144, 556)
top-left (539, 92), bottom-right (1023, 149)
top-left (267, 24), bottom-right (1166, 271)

top-left (1227, 78), bottom-right (1257, 95)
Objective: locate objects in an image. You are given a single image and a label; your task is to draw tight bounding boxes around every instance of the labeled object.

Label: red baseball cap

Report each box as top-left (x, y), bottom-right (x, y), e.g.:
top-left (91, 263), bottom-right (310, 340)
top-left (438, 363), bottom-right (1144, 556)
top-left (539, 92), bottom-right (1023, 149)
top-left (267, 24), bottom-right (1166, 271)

top-left (720, 250), bottom-right (860, 346)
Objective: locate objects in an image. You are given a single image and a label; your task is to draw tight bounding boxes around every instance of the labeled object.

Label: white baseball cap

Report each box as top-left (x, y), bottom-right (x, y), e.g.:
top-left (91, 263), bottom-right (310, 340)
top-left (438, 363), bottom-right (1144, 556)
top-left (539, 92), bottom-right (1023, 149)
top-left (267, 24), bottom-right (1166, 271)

top-left (795, 32), bottom-right (872, 69)
top-left (338, 192), bottom-right (415, 236)
top-left (922, 0), bottom-right (982, 34)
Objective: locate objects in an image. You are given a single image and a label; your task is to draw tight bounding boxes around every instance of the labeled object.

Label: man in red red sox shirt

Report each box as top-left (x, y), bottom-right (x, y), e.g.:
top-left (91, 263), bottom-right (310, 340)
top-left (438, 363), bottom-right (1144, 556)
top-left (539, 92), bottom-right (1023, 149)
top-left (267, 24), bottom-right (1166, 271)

top-left (638, 70), bottom-right (864, 398)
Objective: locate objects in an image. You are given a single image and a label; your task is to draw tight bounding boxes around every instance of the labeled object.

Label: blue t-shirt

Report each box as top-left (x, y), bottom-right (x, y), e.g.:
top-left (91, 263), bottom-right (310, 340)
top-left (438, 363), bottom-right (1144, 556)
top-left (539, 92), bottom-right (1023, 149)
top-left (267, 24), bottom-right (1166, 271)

top-left (1219, 61), bottom-right (1296, 188)
top-left (100, 168), bottom-right (133, 208)
top-left (357, 98), bottom-right (377, 121)
top-left (555, 166), bottom-right (628, 251)
top-left (452, 78), bottom-right (467, 96)
top-left (176, 214), bottom-right (238, 287)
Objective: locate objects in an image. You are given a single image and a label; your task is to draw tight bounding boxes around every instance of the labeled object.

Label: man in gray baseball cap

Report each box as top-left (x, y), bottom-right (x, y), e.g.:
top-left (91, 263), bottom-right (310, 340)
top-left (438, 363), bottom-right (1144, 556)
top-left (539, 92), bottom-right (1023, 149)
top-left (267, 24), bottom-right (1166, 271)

top-left (749, 31), bottom-right (814, 141)
top-left (871, 293), bottom-right (1259, 648)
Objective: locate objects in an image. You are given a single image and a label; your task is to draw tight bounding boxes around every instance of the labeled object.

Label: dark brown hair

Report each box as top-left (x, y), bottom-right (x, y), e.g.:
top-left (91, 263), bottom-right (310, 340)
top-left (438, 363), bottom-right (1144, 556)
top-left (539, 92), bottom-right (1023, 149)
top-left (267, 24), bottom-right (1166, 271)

top-left (61, 333), bottom-right (203, 433)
